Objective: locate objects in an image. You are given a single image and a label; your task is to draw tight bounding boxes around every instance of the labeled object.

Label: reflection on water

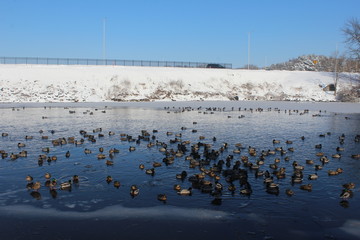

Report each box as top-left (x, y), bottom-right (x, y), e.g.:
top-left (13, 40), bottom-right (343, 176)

top-left (0, 103), bottom-right (359, 239)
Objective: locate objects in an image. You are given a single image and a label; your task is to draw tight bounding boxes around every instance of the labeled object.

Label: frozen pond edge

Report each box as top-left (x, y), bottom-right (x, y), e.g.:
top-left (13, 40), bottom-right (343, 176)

top-left (1, 100), bottom-right (360, 113)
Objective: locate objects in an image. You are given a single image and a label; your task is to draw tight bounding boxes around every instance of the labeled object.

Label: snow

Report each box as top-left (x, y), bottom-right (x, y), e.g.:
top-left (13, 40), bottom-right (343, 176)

top-left (0, 64), bottom-right (358, 103)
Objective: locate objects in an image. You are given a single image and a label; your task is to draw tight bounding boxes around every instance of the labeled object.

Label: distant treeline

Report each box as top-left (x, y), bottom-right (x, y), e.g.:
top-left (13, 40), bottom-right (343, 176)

top-left (268, 54), bottom-right (359, 72)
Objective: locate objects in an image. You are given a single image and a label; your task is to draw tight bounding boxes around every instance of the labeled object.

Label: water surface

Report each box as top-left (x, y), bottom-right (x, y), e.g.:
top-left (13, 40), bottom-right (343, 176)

top-left (0, 102), bottom-right (359, 240)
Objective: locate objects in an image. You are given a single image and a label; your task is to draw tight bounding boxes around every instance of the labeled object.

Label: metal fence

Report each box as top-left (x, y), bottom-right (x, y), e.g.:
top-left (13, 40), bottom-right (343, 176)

top-left (0, 57), bottom-right (232, 69)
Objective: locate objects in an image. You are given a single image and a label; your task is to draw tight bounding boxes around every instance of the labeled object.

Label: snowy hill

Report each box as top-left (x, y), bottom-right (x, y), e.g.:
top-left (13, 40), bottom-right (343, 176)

top-left (0, 64), bottom-right (357, 103)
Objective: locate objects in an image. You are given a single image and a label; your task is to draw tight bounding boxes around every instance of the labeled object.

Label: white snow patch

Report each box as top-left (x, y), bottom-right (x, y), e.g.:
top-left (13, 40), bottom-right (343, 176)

top-left (0, 64), bottom-right (358, 103)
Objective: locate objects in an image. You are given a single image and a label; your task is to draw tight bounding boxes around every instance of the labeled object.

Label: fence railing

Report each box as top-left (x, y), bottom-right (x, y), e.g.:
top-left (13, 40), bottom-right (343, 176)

top-left (0, 57), bottom-right (232, 69)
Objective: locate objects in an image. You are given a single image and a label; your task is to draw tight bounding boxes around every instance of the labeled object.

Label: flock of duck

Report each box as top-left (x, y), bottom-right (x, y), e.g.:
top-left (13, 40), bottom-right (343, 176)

top-left (1, 106), bottom-right (359, 207)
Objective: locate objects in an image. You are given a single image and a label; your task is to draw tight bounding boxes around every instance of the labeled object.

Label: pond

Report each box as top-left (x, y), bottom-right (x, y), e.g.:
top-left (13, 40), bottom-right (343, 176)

top-left (0, 101), bottom-right (359, 240)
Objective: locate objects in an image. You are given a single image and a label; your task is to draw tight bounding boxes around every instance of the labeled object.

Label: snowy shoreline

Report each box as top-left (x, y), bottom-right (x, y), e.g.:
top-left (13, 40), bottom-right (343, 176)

top-left (0, 64), bottom-right (359, 109)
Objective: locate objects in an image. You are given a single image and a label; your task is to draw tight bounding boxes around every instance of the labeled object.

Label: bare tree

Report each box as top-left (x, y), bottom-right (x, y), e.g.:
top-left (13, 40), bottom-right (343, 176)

top-left (342, 18), bottom-right (360, 60)
top-left (337, 18), bottom-right (360, 101)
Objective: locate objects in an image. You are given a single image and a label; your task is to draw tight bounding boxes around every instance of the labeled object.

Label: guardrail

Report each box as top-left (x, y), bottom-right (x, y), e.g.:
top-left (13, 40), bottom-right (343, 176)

top-left (0, 57), bottom-right (232, 69)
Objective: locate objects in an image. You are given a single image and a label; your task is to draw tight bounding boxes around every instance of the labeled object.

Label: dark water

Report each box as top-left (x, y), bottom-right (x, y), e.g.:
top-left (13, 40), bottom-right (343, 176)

top-left (0, 103), bottom-right (359, 240)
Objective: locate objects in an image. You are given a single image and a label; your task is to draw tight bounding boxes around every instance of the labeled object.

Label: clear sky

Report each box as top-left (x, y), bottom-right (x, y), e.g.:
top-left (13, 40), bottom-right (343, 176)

top-left (0, 0), bottom-right (359, 68)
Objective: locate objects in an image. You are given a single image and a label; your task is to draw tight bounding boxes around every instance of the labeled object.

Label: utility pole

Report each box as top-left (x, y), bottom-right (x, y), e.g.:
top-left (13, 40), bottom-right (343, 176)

top-left (248, 32), bottom-right (250, 70)
top-left (103, 18), bottom-right (106, 61)
top-left (264, 56), bottom-right (267, 69)
top-left (334, 43), bottom-right (339, 96)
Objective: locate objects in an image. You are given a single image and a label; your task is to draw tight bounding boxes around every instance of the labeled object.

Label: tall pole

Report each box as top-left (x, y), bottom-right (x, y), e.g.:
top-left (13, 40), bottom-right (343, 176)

top-left (248, 32), bottom-right (250, 70)
top-left (334, 43), bottom-right (338, 96)
top-left (103, 18), bottom-right (106, 61)
top-left (264, 56), bottom-right (267, 69)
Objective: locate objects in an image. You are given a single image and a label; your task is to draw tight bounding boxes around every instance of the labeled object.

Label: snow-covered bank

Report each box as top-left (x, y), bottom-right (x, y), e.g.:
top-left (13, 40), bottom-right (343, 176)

top-left (0, 64), bottom-right (358, 102)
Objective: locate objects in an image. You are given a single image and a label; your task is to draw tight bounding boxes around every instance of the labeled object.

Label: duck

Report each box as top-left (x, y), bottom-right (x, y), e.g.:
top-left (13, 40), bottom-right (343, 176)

top-left (97, 153), bottom-right (106, 159)
top-left (65, 151), bottom-right (71, 158)
top-left (60, 180), bottom-right (72, 190)
top-left (139, 164), bottom-right (145, 170)
top-left (83, 148), bottom-right (92, 154)
top-left (106, 160), bottom-right (114, 166)
top-left (314, 165), bottom-right (323, 170)
top-left (157, 194), bottom-right (167, 202)
top-left (342, 183), bottom-right (355, 190)
top-left (328, 170), bottom-right (339, 176)
top-left (176, 171), bottom-right (187, 179)
top-left (49, 179), bottom-right (57, 190)
top-left (264, 177), bottom-right (274, 184)
top-left (272, 139), bottom-right (280, 144)
top-left (316, 152), bottom-right (324, 157)
top-left (336, 147), bottom-right (345, 151)
top-left (178, 187), bottom-right (192, 196)
top-left (228, 184), bottom-right (236, 192)
top-left (113, 181), bottom-right (121, 188)
top-left (267, 149), bottom-right (276, 155)
top-left (44, 173), bottom-right (51, 179)
top-left (308, 173), bottom-right (318, 180)
top-left (26, 175), bottom-right (33, 182)
top-left (294, 165), bottom-right (304, 171)
top-left (315, 144), bottom-right (322, 149)
top-left (72, 175), bottom-right (79, 183)
top-left (130, 187), bottom-right (139, 197)
top-left (269, 163), bottom-right (278, 169)
top-left (285, 189), bottom-right (294, 196)
top-left (300, 184), bottom-right (312, 191)
top-left (42, 147), bottom-right (50, 153)
top-left (320, 156), bottom-right (330, 163)
top-left (340, 189), bottom-right (353, 199)
top-left (106, 175), bottom-right (113, 183)
top-left (233, 149), bottom-right (241, 154)
top-left (332, 154), bottom-right (341, 158)
top-left (215, 182), bottom-right (223, 191)
top-left (173, 184), bottom-right (181, 191)
top-left (110, 148), bottom-right (120, 154)
top-left (336, 168), bottom-right (343, 173)
top-left (306, 159), bottom-right (314, 165)
top-left (291, 176), bottom-right (303, 183)
top-left (17, 142), bottom-right (26, 148)
top-left (153, 162), bottom-right (162, 167)
top-left (240, 188), bottom-right (252, 195)
top-left (31, 181), bottom-right (41, 191)
top-left (266, 183), bottom-right (280, 195)
top-left (145, 168), bottom-right (155, 175)
top-left (129, 146), bottom-right (136, 152)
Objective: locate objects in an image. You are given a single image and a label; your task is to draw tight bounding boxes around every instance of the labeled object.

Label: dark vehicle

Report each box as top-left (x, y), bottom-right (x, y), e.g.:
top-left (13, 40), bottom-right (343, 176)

top-left (206, 63), bottom-right (225, 68)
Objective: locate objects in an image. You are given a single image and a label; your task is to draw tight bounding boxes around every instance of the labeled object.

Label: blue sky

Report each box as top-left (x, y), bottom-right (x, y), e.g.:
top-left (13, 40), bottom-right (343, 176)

top-left (0, 0), bottom-right (359, 68)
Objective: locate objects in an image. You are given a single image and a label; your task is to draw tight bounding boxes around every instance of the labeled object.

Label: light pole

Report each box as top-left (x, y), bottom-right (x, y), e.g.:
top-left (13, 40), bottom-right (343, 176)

top-left (103, 18), bottom-right (106, 61)
top-left (248, 32), bottom-right (251, 70)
